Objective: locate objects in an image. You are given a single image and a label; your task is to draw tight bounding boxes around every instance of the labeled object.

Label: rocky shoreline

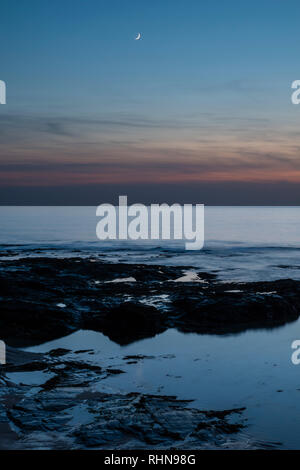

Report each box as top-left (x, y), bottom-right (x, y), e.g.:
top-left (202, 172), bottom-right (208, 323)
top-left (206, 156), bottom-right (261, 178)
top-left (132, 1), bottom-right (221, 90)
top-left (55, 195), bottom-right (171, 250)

top-left (0, 346), bottom-right (253, 450)
top-left (0, 257), bottom-right (299, 346)
top-left (0, 256), bottom-right (298, 449)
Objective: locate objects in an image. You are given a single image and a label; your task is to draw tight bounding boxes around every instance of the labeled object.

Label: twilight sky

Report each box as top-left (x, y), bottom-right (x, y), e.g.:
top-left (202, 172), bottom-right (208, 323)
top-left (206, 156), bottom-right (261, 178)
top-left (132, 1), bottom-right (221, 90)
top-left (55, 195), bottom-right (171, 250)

top-left (1, 0), bottom-right (300, 204)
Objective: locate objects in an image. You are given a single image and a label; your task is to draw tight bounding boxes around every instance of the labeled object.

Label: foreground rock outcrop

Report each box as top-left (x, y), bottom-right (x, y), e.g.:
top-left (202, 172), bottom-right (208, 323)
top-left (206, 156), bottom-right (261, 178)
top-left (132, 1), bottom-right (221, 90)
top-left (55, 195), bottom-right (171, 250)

top-left (0, 257), bottom-right (291, 449)
top-left (0, 257), bottom-right (299, 346)
top-left (0, 347), bottom-right (258, 449)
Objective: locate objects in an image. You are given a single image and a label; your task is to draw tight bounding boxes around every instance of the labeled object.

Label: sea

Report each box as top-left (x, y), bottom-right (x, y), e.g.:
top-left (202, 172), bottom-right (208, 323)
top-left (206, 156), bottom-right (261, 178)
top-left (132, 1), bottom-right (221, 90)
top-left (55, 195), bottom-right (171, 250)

top-left (1, 205), bottom-right (300, 282)
top-left (1, 206), bottom-right (300, 448)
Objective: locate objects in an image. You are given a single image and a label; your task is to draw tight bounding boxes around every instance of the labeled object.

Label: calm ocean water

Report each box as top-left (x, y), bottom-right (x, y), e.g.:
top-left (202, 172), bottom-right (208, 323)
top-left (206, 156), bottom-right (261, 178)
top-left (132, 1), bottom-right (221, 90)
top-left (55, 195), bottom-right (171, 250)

top-left (1, 206), bottom-right (300, 281)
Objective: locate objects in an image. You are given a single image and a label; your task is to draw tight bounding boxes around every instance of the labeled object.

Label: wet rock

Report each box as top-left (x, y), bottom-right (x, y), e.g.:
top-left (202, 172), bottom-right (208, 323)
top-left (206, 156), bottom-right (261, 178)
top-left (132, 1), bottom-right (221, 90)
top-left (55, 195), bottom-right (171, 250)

top-left (0, 346), bottom-right (278, 450)
top-left (85, 302), bottom-right (166, 345)
top-left (48, 348), bottom-right (71, 357)
top-left (123, 355), bottom-right (155, 361)
top-left (0, 258), bottom-right (300, 346)
top-left (72, 393), bottom-right (246, 449)
top-left (2, 347), bottom-right (47, 372)
top-left (2, 384), bottom-right (247, 449)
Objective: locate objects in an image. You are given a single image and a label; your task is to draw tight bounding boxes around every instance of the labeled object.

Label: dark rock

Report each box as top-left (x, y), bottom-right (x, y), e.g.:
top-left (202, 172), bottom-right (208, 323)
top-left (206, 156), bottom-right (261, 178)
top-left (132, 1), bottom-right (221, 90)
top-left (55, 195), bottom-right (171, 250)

top-left (0, 258), bottom-right (300, 346)
top-left (48, 348), bottom-right (71, 357)
top-left (2, 385), bottom-right (248, 449)
top-left (0, 345), bottom-right (278, 450)
top-left (85, 302), bottom-right (166, 345)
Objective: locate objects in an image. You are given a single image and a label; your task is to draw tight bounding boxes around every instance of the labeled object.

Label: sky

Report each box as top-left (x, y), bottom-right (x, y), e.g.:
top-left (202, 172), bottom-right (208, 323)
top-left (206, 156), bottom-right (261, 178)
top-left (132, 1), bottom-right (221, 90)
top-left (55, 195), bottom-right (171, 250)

top-left (1, 0), bottom-right (300, 204)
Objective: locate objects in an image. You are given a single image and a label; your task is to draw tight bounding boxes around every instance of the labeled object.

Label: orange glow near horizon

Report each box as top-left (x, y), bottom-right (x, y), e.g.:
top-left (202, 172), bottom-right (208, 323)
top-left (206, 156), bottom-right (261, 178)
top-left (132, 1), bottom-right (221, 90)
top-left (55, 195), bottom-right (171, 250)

top-left (2, 167), bottom-right (300, 187)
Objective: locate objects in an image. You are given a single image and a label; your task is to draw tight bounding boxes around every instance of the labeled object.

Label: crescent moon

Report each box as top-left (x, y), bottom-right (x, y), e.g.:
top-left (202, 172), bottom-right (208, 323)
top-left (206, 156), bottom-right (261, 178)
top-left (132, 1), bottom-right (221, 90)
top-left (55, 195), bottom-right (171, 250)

top-left (135, 33), bottom-right (141, 40)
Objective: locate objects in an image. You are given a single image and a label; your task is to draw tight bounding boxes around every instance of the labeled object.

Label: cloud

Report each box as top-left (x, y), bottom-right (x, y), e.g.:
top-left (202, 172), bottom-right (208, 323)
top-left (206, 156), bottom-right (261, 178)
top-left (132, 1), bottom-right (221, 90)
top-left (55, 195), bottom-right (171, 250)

top-left (1, 146), bottom-right (300, 187)
top-left (1, 109), bottom-right (300, 188)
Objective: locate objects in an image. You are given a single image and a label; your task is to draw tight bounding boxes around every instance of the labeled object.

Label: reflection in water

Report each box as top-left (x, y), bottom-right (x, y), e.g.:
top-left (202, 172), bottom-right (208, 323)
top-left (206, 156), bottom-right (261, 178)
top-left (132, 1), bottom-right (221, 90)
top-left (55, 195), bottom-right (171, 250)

top-left (24, 319), bottom-right (300, 449)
